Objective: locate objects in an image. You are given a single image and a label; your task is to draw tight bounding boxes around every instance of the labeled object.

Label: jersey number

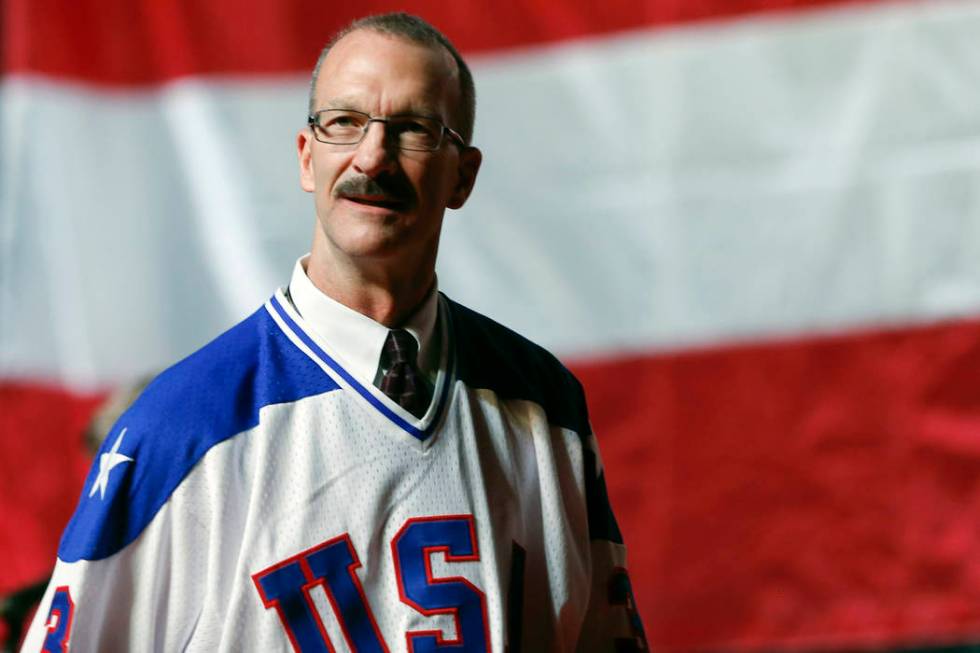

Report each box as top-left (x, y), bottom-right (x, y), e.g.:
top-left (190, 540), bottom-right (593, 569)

top-left (41, 586), bottom-right (74, 653)
top-left (252, 514), bottom-right (489, 653)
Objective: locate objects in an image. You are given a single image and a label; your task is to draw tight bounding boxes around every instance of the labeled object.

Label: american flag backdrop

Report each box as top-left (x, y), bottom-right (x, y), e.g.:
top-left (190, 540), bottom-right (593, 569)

top-left (3, 0), bottom-right (980, 649)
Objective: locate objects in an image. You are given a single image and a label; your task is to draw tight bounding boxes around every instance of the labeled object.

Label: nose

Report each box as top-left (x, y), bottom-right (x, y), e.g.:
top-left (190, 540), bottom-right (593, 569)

top-left (352, 121), bottom-right (398, 177)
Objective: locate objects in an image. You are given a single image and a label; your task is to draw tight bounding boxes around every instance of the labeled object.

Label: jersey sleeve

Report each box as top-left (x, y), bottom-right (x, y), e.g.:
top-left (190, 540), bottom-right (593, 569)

top-left (20, 459), bottom-right (209, 652)
top-left (23, 513), bottom-right (208, 652)
top-left (575, 432), bottom-right (650, 652)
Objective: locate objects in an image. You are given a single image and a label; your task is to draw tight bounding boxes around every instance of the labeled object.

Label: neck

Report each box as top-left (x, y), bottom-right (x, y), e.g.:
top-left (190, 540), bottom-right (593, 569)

top-left (306, 233), bottom-right (437, 327)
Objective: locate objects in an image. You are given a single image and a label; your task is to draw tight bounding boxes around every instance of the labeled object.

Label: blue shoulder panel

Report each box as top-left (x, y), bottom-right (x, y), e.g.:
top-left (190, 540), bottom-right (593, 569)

top-left (59, 303), bottom-right (340, 562)
top-left (446, 298), bottom-right (591, 439)
top-left (446, 298), bottom-right (623, 544)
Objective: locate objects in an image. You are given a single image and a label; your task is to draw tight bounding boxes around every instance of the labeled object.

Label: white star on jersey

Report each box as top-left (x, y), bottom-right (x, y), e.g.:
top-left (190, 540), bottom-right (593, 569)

top-left (89, 428), bottom-right (134, 500)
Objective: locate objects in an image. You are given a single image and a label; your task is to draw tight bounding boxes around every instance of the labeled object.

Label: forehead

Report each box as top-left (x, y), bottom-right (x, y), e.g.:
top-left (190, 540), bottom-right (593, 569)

top-left (315, 30), bottom-right (459, 117)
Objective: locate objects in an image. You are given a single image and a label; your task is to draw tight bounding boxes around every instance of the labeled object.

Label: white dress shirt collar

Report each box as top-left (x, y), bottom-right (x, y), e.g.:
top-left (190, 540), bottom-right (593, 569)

top-left (287, 255), bottom-right (440, 383)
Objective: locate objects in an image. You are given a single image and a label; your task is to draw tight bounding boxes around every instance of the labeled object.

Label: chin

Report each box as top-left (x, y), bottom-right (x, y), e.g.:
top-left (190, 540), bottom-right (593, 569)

top-left (317, 209), bottom-right (437, 263)
top-left (330, 228), bottom-right (407, 260)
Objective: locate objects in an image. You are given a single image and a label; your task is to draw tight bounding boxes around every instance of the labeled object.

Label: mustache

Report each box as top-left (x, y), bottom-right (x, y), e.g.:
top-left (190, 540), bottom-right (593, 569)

top-left (333, 174), bottom-right (416, 207)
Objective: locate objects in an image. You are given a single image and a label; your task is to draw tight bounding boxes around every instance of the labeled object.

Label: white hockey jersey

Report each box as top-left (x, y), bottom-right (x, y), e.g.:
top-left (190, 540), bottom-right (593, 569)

top-left (24, 291), bottom-right (646, 652)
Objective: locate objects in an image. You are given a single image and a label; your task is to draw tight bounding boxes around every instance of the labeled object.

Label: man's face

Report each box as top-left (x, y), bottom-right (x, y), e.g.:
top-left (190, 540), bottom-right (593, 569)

top-left (298, 30), bottom-right (481, 268)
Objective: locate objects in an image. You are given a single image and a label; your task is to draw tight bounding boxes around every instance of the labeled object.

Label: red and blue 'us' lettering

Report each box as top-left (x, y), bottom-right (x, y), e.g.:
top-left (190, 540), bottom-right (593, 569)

top-left (252, 514), bottom-right (490, 653)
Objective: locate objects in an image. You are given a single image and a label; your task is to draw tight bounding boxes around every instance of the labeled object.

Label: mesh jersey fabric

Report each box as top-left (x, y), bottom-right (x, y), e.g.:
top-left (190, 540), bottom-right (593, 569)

top-left (23, 290), bottom-right (645, 652)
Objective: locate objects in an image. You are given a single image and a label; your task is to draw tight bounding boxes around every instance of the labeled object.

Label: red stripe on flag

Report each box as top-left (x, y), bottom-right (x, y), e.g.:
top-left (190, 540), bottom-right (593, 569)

top-left (4, 0), bottom-right (890, 84)
top-left (571, 317), bottom-right (980, 651)
top-left (0, 383), bottom-right (104, 596)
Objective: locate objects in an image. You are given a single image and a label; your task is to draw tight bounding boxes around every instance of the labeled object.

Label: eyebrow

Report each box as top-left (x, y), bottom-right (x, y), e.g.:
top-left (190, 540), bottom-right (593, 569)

top-left (320, 96), bottom-right (361, 111)
top-left (319, 96), bottom-right (443, 120)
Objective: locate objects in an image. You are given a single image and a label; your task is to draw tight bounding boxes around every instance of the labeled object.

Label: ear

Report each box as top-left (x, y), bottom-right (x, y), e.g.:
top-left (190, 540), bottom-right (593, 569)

top-left (298, 128), bottom-right (316, 193)
top-left (447, 146), bottom-right (482, 210)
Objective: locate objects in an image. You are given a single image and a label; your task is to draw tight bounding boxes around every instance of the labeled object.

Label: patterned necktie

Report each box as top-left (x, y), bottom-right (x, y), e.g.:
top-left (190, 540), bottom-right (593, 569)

top-left (378, 329), bottom-right (431, 418)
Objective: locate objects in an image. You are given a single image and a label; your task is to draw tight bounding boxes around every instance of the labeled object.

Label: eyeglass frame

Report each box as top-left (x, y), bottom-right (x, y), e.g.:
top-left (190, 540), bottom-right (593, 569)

top-left (307, 109), bottom-right (468, 152)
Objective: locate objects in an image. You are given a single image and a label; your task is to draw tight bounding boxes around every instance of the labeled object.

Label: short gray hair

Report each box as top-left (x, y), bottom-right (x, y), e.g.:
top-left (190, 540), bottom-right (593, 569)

top-left (308, 13), bottom-right (476, 144)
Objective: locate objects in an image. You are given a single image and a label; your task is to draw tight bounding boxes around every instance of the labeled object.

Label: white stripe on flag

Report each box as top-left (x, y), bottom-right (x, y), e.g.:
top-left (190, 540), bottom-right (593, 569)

top-left (2, 0), bottom-right (980, 388)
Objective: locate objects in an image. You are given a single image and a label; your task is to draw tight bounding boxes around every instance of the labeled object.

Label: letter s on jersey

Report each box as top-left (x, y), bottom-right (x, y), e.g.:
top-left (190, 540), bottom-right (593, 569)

top-left (252, 515), bottom-right (490, 653)
top-left (391, 515), bottom-right (490, 653)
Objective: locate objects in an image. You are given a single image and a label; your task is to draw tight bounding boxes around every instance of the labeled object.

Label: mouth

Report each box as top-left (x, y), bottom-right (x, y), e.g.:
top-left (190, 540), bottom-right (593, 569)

top-left (340, 195), bottom-right (409, 211)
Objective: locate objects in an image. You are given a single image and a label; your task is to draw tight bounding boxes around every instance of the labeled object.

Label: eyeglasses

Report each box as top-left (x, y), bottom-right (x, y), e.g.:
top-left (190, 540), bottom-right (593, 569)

top-left (308, 109), bottom-right (466, 152)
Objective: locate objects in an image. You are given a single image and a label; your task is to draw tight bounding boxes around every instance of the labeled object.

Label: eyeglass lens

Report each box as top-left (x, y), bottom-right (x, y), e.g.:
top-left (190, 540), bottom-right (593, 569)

top-left (313, 110), bottom-right (444, 151)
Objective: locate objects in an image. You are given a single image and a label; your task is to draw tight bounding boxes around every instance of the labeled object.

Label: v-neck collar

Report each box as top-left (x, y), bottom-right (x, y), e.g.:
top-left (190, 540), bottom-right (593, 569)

top-left (265, 290), bottom-right (455, 445)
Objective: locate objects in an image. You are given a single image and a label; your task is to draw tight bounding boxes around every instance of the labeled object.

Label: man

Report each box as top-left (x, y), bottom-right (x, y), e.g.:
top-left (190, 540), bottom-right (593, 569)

top-left (24, 13), bottom-right (646, 652)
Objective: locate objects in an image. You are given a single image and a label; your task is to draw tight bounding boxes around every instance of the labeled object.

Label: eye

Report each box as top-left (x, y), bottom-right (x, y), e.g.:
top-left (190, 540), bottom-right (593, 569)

top-left (391, 116), bottom-right (440, 137)
top-left (324, 112), bottom-right (365, 128)
top-left (314, 110), bottom-right (370, 144)
top-left (389, 116), bottom-right (443, 150)
top-left (402, 120), bottom-right (431, 133)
